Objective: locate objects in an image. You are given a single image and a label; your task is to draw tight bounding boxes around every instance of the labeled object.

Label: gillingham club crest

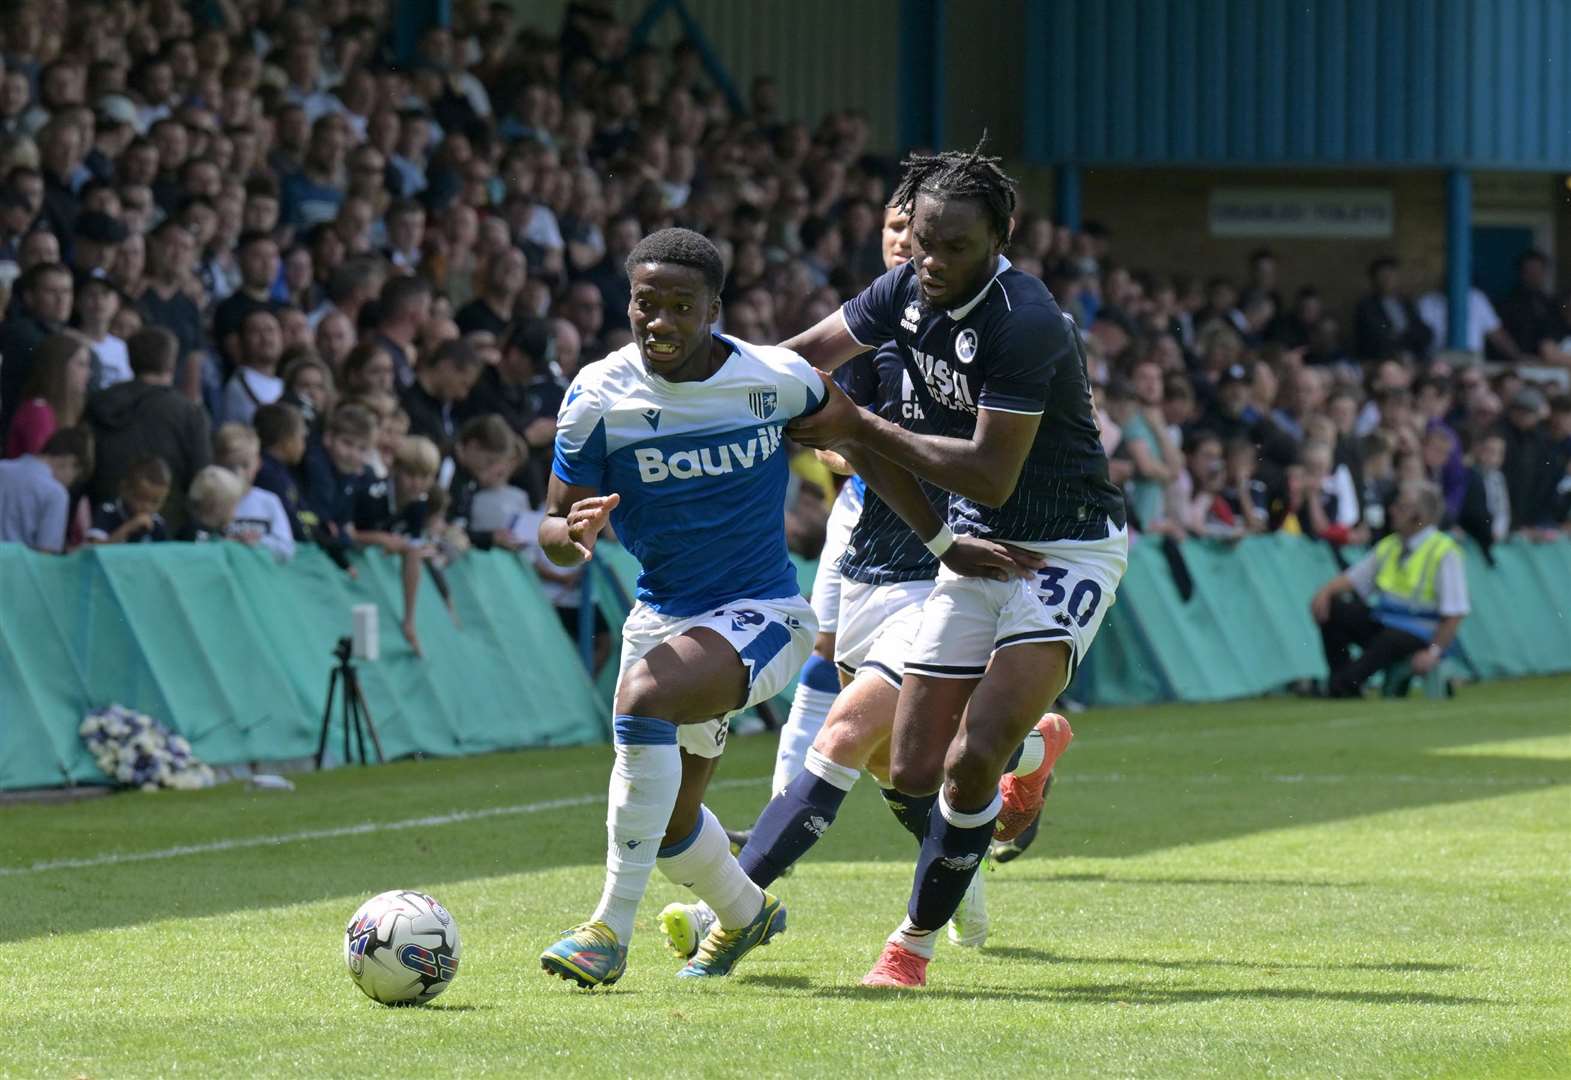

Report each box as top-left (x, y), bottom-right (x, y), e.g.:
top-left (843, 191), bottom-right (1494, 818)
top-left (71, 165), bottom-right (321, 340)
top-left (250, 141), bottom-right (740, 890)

top-left (747, 386), bottom-right (778, 420)
top-left (955, 328), bottom-right (979, 364)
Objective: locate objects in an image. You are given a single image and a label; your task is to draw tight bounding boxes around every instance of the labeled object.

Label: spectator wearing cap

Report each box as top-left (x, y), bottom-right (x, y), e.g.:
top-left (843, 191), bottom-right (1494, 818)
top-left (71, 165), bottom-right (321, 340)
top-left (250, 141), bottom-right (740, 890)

top-left (70, 210), bottom-right (127, 278)
top-left (212, 231), bottom-right (281, 367)
top-left (74, 274), bottom-right (129, 389)
top-left (220, 307), bottom-right (285, 426)
top-left (1495, 250), bottom-right (1571, 367)
top-left (402, 338), bottom-right (482, 454)
top-left (0, 425), bottom-right (93, 552)
top-left (1354, 256), bottom-right (1432, 362)
top-left (0, 261), bottom-right (73, 436)
top-left (85, 326), bottom-right (210, 527)
top-left (1498, 387), bottom-right (1558, 529)
top-left (92, 95), bottom-right (139, 166)
top-left (456, 245), bottom-right (526, 337)
top-left (1198, 361), bottom-right (1299, 483)
top-left (464, 316), bottom-right (562, 502)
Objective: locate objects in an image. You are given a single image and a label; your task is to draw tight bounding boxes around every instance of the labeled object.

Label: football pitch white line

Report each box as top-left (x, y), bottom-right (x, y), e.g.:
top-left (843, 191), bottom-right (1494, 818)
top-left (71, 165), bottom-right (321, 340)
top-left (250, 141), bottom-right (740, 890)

top-left (0, 776), bottom-right (765, 879)
top-left (5, 763), bottom-right (1560, 879)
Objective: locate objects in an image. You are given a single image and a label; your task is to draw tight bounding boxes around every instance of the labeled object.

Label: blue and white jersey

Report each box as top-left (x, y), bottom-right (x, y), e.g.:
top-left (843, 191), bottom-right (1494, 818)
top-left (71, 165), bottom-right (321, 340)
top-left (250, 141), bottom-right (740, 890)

top-left (552, 335), bottom-right (825, 617)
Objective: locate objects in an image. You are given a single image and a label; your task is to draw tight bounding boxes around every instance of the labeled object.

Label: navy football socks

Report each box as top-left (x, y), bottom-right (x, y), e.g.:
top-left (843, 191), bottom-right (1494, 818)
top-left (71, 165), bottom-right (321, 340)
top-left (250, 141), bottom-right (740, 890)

top-left (738, 749), bottom-right (857, 887)
top-left (879, 787), bottom-right (938, 843)
top-left (908, 789), bottom-right (1002, 932)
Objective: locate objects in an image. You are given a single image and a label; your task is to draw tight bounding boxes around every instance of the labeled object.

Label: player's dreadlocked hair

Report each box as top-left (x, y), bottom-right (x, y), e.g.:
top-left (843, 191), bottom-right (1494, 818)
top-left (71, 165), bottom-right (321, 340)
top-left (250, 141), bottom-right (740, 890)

top-left (889, 138), bottom-right (1018, 242)
top-left (624, 227), bottom-right (726, 296)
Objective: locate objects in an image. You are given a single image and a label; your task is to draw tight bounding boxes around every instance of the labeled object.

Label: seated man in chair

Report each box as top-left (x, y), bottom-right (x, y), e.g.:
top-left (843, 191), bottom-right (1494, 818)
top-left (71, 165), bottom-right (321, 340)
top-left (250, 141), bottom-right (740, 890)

top-left (1309, 479), bottom-right (1469, 698)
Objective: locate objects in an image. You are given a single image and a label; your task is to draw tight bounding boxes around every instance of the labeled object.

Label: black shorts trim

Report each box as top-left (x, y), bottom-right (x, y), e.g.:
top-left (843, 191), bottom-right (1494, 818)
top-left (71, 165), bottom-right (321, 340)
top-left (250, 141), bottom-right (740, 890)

top-left (862, 660), bottom-right (903, 688)
top-left (905, 661), bottom-right (988, 677)
top-left (836, 660), bottom-right (857, 677)
top-left (994, 628), bottom-right (1072, 650)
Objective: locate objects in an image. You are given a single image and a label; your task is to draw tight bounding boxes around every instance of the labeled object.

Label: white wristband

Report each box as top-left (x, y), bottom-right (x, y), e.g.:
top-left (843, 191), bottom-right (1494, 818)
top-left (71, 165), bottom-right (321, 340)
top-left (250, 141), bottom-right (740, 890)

top-left (924, 524), bottom-right (956, 559)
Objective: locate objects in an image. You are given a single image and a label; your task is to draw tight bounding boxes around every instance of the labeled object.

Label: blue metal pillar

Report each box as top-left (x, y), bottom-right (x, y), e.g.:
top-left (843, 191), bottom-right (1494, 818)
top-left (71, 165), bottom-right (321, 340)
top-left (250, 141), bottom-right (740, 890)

top-left (898, 0), bottom-right (947, 152)
top-left (1445, 169), bottom-right (1472, 351)
top-left (395, 0), bottom-right (449, 67)
top-left (1055, 164), bottom-right (1082, 231)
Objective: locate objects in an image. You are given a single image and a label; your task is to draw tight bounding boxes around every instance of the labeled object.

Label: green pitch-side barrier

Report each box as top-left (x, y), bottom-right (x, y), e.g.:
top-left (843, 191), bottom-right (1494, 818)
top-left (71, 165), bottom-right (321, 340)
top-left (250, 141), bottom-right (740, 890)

top-left (5, 535), bottom-right (1567, 791)
top-left (1075, 533), bottom-right (1571, 706)
top-left (0, 543), bottom-right (604, 791)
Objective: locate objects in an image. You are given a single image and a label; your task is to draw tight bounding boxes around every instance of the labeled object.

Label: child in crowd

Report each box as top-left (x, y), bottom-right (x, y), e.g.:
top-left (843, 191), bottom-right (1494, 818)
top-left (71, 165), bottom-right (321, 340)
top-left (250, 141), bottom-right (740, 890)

top-left (302, 402), bottom-right (376, 562)
top-left (0, 427), bottom-right (93, 552)
top-left (447, 414), bottom-right (525, 551)
top-left (77, 276), bottom-right (131, 389)
top-left (212, 422), bottom-right (295, 561)
top-left (177, 465), bottom-right (246, 543)
top-left (1358, 432), bottom-right (1395, 537)
top-left (87, 455), bottom-right (171, 544)
top-left (354, 434), bottom-right (446, 655)
top-left (253, 402), bottom-right (309, 542)
top-left (1221, 436), bottom-right (1269, 533)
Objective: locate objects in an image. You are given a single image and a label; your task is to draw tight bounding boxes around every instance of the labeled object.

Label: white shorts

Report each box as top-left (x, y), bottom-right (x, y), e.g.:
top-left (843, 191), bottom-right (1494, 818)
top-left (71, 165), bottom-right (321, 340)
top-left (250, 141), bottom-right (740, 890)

top-left (810, 482), bottom-right (864, 634)
top-left (833, 577), bottom-right (933, 678)
top-left (906, 526), bottom-right (1129, 683)
top-left (615, 594), bottom-right (817, 759)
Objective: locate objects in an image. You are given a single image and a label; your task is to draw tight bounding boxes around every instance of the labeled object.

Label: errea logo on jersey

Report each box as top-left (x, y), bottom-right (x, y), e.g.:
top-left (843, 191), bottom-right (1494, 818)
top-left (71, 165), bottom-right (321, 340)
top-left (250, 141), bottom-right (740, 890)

top-left (634, 426), bottom-right (783, 482)
top-left (901, 301), bottom-right (921, 332)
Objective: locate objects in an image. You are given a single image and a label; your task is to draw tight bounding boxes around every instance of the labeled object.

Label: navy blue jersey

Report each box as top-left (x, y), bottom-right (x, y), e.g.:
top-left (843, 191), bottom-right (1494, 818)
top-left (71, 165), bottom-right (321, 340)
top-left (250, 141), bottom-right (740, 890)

top-left (833, 344), bottom-right (944, 585)
top-left (841, 258), bottom-right (1125, 542)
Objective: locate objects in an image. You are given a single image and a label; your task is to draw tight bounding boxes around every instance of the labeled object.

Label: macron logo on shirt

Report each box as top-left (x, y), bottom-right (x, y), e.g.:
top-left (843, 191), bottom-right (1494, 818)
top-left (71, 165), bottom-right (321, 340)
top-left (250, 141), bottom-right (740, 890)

top-left (634, 426), bottom-right (783, 483)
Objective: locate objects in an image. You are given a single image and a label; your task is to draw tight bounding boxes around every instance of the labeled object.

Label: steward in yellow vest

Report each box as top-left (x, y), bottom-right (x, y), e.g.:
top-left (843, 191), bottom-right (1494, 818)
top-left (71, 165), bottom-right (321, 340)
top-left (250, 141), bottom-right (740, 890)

top-left (1309, 480), bottom-right (1469, 697)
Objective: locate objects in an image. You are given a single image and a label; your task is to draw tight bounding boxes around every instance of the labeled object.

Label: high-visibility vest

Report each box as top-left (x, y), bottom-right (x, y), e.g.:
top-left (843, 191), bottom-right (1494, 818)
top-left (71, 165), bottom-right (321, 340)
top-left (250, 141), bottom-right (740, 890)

top-left (1370, 530), bottom-right (1460, 640)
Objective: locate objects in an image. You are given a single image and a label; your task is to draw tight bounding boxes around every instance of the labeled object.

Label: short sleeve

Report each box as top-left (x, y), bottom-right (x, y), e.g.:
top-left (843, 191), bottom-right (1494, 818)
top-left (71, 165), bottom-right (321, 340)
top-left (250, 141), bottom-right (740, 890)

top-left (975, 304), bottom-right (1065, 416)
top-left (835, 352), bottom-right (881, 408)
top-left (772, 350), bottom-right (826, 418)
top-left (1436, 548), bottom-right (1470, 616)
top-left (551, 379), bottom-right (608, 489)
top-left (841, 265), bottom-right (908, 348)
top-left (1344, 550), bottom-right (1381, 597)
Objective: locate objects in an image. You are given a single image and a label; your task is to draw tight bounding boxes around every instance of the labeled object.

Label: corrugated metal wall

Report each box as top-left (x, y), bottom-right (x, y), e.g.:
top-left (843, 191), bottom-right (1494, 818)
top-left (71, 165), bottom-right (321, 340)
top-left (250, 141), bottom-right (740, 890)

top-left (1025, 0), bottom-right (1571, 170)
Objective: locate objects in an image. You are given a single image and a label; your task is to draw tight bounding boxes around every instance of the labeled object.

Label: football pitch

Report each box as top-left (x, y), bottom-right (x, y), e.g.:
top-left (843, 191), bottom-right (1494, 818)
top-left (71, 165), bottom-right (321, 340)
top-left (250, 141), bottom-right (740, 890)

top-left (3, 677), bottom-right (1568, 1079)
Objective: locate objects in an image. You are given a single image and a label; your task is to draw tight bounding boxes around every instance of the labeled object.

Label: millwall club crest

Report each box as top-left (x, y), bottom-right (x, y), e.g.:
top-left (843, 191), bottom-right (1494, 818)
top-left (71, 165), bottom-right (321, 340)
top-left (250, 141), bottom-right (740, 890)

top-left (955, 328), bottom-right (979, 364)
top-left (747, 386), bottom-right (778, 420)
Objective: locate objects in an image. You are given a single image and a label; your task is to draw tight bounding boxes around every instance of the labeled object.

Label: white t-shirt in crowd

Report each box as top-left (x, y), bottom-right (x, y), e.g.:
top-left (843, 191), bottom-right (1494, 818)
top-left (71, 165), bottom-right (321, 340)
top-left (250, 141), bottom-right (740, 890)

top-left (228, 485), bottom-right (295, 562)
top-left (89, 333), bottom-right (132, 389)
top-left (221, 367), bottom-right (284, 426)
top-left (1417, 288), bottom-right (1501, 354)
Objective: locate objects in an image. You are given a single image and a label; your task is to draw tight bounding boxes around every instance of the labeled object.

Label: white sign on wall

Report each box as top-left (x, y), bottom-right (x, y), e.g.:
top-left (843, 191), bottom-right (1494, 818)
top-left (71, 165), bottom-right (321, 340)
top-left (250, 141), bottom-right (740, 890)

top-left (1208, 187), bottom-right (1394, 238)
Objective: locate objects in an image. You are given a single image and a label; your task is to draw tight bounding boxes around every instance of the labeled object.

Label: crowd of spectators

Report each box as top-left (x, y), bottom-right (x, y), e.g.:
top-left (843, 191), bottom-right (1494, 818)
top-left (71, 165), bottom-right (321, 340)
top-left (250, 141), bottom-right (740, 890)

top-left (1075, 244), bottom-right (1571, 554)
top-left (0, 0), bottom-right (1567, 651)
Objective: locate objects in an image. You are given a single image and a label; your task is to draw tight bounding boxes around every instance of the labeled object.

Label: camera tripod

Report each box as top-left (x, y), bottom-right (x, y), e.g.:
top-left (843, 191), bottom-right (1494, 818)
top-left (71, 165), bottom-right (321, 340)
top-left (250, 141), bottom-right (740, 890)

top-left (315, 636), bottom-right (385, 769)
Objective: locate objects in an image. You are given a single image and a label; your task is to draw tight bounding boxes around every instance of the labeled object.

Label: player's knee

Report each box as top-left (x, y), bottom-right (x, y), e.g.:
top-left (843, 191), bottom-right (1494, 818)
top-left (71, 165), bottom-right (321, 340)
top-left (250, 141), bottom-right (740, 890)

top-left (945, 735), bottom-right (1013, 796)
top-left (616, 664), bottom-right (678, 722)
top-left (889, 756), bottom-right (943, 797)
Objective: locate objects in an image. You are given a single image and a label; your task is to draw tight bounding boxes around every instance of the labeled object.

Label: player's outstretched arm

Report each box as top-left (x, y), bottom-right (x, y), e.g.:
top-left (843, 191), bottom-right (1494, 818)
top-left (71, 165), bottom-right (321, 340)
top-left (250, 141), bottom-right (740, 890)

top-left (847, 443), bottom-right (1040, 580)
top-left (779, 309), bottom-right (871, 373)
top-left (539, 474), bottom-right (620, 566)
top-left (789, 376), bottom-right (1040, 509)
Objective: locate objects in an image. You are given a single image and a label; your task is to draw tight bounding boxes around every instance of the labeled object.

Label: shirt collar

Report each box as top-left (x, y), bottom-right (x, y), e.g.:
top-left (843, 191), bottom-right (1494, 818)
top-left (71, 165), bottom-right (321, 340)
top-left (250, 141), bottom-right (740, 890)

top-left (946, 256), bottom-right (1011, 321)
top-left (1404, 525), bottom-right (1437, 551)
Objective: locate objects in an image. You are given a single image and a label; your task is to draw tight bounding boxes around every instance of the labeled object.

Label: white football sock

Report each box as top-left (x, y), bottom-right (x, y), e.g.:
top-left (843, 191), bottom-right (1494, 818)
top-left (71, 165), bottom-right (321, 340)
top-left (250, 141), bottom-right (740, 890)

top-left (1012, 729), bottom-right (1046, 776)
top-left (658, 805), bottom-right (764, 930)
top-left (590, 718), bottom-right (682, 943)
top-left (773, 684), bottom-right (837, 795)
top-left (890, 916), bottom-right (938, 960)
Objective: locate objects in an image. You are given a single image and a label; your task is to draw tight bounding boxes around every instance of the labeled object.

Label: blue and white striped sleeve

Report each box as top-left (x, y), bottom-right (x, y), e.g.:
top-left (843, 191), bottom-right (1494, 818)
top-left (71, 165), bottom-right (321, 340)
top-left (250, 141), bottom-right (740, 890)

top-left (551, 378), bottom-right (607, 490)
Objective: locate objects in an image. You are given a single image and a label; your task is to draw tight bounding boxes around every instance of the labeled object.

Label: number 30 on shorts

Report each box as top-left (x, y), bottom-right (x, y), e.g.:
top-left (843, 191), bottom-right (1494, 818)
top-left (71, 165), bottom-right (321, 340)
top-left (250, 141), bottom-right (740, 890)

top-left (1035, 567), bottom-right (1102, 628)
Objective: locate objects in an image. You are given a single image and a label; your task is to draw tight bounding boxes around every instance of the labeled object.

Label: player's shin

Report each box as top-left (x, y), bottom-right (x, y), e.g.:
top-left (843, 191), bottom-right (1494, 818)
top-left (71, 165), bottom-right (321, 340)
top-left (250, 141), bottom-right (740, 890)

top-left (772, 654), bottom-right (840, 795)
top-left (590, 715), bottom-right (683, 942)
top-left (657, 805), bottom-right (764, 929)
top-left (893, 787), bottom-right (1002, 959)
top-left (738, 747), bottom-right (858, 886)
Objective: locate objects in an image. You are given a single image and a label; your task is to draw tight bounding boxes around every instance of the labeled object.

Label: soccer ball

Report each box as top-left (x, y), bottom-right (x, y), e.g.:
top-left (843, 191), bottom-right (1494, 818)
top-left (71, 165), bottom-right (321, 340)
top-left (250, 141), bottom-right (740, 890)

top-left (343, 890), bottom-right (462, 1005)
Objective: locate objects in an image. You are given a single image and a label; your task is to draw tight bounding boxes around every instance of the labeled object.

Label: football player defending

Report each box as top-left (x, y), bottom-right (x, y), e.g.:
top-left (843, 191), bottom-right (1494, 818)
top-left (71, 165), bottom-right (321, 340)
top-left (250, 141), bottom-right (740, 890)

top-left (537, 227), bottom-right (1023, 988)
top-left (783, 147), bottom-right (1129, 988)
top-left (658, 205), bottom-right (1072, 960)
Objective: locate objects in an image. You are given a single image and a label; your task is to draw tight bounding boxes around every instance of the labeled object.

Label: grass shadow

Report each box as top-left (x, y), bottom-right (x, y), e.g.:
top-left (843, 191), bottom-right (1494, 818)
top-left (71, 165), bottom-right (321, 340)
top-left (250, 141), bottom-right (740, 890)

top-left (984, 945), bottom-right (1468, 974)
top-left (807, 982), bottom-right (1500, 1008)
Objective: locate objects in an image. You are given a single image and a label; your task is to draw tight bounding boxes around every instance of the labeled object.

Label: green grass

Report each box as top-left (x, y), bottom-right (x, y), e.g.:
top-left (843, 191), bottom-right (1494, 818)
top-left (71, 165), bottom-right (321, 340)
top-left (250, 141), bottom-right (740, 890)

top-left (3, 677), bottom-right (1569, 1078)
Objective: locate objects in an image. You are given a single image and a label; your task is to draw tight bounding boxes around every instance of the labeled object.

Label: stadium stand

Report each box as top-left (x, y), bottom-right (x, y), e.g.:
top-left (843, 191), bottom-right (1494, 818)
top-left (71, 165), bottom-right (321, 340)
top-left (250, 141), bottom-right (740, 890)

top-left (0, 0), bottom-right (1569, 788)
